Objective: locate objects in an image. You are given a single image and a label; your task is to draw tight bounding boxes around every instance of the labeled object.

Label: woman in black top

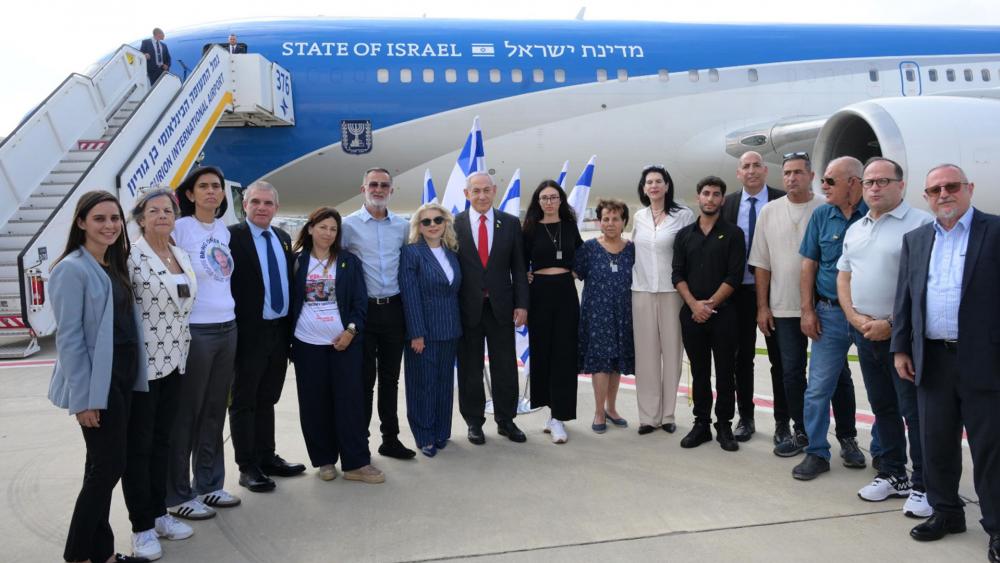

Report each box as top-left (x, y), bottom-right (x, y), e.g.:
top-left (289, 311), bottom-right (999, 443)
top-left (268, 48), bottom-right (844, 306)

top-left (522, 180), bottom-right (583, 444)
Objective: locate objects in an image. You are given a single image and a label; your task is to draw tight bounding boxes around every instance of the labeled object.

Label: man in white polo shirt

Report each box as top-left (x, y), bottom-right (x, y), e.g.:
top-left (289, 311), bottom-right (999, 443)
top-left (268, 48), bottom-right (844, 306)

top-left (836, 157), bottom-right (933, 518)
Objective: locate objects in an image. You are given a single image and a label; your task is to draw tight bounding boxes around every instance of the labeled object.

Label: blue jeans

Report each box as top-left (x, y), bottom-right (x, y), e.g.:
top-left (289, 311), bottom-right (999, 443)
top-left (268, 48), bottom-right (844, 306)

top-left (803, 301), bottom-right (857, 460)
top-left (851, 327), bottom-right (908, 477)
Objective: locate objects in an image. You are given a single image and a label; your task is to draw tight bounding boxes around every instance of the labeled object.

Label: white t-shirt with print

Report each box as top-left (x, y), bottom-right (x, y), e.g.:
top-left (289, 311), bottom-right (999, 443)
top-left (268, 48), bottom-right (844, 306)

top-left (294, 255), bottom-right (344, 345)
top-left (172, 217), bottom-right (236, 324)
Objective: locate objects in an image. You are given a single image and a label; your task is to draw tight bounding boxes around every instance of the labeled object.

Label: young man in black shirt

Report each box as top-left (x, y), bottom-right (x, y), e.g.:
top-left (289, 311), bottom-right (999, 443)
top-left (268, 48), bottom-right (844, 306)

top-left (671, 176), bottom-right (746, 451)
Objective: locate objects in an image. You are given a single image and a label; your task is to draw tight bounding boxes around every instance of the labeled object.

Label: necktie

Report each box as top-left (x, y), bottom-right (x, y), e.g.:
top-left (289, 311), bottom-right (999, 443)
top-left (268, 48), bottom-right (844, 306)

top-left (262, 231), bottom-right (284, 314)
top-left (155, 41), bottom-right (162, 65)
top-left (478, 215), bottom-right (489, 268)
top-left (747, 196), bottom-right (758, 256)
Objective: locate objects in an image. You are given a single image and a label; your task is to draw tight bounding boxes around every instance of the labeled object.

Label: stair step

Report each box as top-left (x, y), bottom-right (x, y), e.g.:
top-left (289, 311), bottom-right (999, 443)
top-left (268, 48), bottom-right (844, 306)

top-left (23, 194), bottom-right (63, 208)
top-left (0, 250), bottom-right (20, 264)
top-left (0, 235), bottom-right (31, 251)
top-left (0, 278), bottom-right (21, 295)
top-left (53, 160), bottom-right (91, 174)
top-left (9, 208), bottom-right (53, 222)
top-left (34, 184), bottom-right (72, 199)
top-left (65, 149), bottom-right (101, 160)
top-left (2, 221), bottom-right (44, 237)
top-left (0, 294), bottom-right (22, 313)
top-left (42, 171), bottom-right (83, 185)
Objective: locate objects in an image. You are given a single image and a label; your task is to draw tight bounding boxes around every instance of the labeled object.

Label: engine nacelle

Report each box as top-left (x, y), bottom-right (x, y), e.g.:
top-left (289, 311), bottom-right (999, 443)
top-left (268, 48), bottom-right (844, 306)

top-left (813, 96), bottom-right (1000, 213)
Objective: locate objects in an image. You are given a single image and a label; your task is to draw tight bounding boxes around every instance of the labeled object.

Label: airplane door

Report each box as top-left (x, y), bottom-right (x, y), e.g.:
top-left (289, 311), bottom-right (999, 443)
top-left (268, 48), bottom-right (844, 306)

top-left (899, 61), bottom-right (922, 96)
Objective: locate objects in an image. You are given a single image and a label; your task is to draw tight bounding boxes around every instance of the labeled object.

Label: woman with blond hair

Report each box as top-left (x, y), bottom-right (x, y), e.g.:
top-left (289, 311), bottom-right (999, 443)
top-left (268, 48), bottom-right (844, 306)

top-left (399, 203), bottom-right (462, 457)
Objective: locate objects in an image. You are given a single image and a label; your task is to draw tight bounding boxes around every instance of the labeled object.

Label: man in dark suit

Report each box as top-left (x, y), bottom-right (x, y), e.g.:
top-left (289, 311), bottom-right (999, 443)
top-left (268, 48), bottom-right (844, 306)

top-left (224, 34), bottom-right (248, 54)
top-left (454, 172), bottom-right (530, 444)
top-left (139, 28), bottom-right (171, 85)
top-left (228, 181), bottom-right (305, 492)
top-left (892, 164), bottom-right (1000, 562)
top-left (722, 150), bottom-right (788, 444)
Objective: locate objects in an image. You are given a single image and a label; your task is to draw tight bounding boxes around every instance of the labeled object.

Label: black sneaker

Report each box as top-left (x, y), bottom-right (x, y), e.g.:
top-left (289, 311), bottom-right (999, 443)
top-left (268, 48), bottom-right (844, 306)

top-left (838, 437), bottom-right (867, 469)
top-left (715, 422), bottom-right (739, 452)
top-left (680, 422), bottom-right (713, 448)
top-left (774, 429), bottom-right (808, 457)
top-left (872, 454), bottom-right (882, 473)
top-left (734, 418), bottom-right (755, 442)
top-left (379, 439), bottom-right (417, 459)
top-left (773, 421), bottom-right (792, 446)
top-left (792, 454), bottom-right (831, 480)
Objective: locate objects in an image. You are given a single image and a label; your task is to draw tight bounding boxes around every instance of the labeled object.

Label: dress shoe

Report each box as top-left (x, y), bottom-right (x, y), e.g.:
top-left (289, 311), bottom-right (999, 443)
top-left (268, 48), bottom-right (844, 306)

top-left (497, 421), bottom-right (527, 443)
top-left (637, 424), bottom-right (657, 435)
top-left (838, 437), bottom-right (867, 468)
top-left (909, 513), bottom-right (966, 541)
top-left (260, 454), bottom-right (307, 477)
top-left (114, 554), bottom-right (151, 562)
top-left (238, 466), bottom-right (276, 492)
top-left (734, 418), bottom-right (755, 442)
top-left (988, 532), bottom-right (999, 563)
top-left (662, 423), bottom-right (677, 433)
top-left (680, 422), bottom-right (712, 448)
top-left (378, 439), bottom-right (417, 460)
top-left (715, 422), bottom-right (739, 452)
top-left (773, 421), bottom-right (792, 446)
top-left (467, 425), bottom-right (486, 445)
top-left (605, 411), bottom-right (628, 428)
top-left (592, 417), bottom-right (608, 434)
top-left (792, 454), bottom-right (830, 480)
top-left (420, 445), bottom-right (437, 457)
top-left (318, 464), bottom-right (338, 481)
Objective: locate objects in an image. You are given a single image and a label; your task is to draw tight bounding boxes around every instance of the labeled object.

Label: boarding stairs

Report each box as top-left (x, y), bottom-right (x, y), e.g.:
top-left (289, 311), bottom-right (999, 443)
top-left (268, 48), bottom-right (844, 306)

top-left (0, 45), bottom-right (294, 357)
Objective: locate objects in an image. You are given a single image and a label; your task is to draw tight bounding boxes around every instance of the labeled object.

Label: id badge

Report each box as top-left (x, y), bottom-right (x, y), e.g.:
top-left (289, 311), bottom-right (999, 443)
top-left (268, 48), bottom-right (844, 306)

top-left (610, 263), bottom-right (619, 273)
top-left (177, 283), bottom-right (191, 298)
top-left (556, 250), bottom-right (563, 260)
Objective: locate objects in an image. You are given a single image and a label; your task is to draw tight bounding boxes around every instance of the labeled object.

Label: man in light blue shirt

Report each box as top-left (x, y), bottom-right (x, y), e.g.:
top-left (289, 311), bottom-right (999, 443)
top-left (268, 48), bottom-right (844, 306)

top-left (341, 167), bottom-right (415, 459)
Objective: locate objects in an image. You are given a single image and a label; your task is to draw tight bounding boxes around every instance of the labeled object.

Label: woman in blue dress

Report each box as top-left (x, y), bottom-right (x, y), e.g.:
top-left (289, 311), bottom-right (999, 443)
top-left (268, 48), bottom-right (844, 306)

top-left (574, 198), bottom-right (635, 434)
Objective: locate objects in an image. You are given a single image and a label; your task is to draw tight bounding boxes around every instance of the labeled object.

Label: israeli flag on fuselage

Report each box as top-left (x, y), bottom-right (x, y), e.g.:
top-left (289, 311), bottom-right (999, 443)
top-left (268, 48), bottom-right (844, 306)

top-left (441, 116), bottom-right (486, 216)
top-left (498, 169), bottom-right (521, 217)
top-left (421, 169), bottom-right (438, 205)
top-left (567, 155), bottom-right (596, 227)
top-left (557, 160), bottom-right (570, 189)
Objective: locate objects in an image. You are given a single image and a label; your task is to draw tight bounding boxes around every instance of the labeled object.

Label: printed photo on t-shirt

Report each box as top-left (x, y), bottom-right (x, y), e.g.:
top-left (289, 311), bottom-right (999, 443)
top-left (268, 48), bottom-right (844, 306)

top-left (305, 277), bottom-right (335, 302)
top-left (197, 238), bottom-right (234, 282)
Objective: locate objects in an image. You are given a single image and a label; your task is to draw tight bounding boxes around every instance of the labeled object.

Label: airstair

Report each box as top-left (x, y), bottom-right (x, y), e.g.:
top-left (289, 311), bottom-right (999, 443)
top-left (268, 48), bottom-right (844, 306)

top-left (0, 45), bottom-right (294, 357)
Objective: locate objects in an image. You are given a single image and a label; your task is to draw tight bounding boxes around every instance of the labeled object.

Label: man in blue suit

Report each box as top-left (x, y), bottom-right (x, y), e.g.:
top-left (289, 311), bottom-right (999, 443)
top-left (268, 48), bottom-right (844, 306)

top-left (891, 163), bottom-right (1000, 562)
top-left (139, 28), bottom-right (170, 85)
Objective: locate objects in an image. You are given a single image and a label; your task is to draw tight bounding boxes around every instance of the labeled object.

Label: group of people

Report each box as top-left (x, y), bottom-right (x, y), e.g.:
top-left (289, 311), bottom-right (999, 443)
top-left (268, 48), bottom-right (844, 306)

top-left (139, 27), bottom-right (245, 86)
top-left (48, 154), bottom-right (999, 563)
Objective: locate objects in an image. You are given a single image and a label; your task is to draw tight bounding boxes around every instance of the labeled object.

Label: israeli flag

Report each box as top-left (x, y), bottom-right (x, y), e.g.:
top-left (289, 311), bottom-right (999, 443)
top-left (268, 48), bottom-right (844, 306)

top-left (567, 155), bottom-right (596, 227)
top-left (556, 160), bottom-right (570, 189)
top-left (441, 116), bottom-right (486, 216)
top-left (498, 168), bottom-right (521, 217)
top-left (515, 324), bottom-right (530, 371)
top-left (421, 169), bottom-right (438, 204)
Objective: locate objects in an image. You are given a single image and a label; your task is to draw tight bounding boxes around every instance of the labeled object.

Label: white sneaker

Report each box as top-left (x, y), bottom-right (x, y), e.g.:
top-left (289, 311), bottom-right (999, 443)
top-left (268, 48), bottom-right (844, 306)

top-left (131, 529), bottom-right (163, 561)
top-left (546, 418), bottom-right (568, 444)
top-left (168, 498), bottom-right (216, 520)
top-left (903, 489), bottom-right (934, 518)
top-left (858, 474), bottom-right (912, 501)
top-left (155, 513), bottom-right (194, 540)
top-left (199, 489), bottom-right (242, 508)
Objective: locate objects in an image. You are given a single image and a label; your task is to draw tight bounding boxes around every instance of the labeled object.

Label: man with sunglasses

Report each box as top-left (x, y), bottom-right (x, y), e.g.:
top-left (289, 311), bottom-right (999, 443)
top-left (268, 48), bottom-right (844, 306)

top-left (836, 158), bottom-right (932, 517)
top-left (793, 156), bottom-right (868, 481)
top-left (892, 164), bottom-right (1000, 562)
top-left (341, 168), bottom-right (416, 460)
top-left (722, 151), bottom-right (789, 445)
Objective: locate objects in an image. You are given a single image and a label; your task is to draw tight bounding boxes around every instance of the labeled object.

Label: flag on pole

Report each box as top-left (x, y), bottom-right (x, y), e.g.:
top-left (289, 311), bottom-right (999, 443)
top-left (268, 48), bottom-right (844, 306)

top-left (441, 116), bottom-right (486, 216)
top-left (556, 160), bottom-right (570, 189)
top-left (498, 168), bottom-right (521, 217)
top-left (567, 155), bottom-right (596, 227)
top-left (421, 169), bottom-right (437, 204)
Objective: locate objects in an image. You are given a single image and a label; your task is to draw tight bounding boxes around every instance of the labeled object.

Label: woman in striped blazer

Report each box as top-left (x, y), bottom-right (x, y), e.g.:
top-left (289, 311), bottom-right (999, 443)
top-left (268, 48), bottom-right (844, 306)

top-left (399, 203), bottom-right (463, 458)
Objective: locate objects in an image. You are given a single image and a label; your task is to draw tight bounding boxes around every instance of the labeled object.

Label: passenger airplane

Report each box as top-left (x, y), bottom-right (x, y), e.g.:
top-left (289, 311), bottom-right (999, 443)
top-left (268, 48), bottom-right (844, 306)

top-left (142, 18), bottom-right (1000, 214)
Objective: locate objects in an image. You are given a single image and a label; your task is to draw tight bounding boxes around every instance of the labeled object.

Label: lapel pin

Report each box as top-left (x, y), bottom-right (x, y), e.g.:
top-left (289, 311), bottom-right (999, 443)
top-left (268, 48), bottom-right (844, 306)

top-left (718, 234), bottom-right (724, 239)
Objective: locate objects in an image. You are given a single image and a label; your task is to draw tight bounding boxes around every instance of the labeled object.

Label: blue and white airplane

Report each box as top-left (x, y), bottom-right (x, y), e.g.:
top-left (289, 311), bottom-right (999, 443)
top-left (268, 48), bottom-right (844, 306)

top-left (137, 18), bottom-right (999, 213)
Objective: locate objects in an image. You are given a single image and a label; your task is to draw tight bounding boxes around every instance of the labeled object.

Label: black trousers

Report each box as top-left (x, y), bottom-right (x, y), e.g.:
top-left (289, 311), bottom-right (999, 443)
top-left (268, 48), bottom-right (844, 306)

top-left (528, 273), bottom-right (578, 421)
top-left (230, 317), bottom-right (290, 471)
top-left (122, 369), bottom-right (181, 533)
top-left (292, 337), bottom-right (371, 471)
top-left (362, 298), bottom-right (406, 440)
top-left (734, 284), bottom-right (788, 423)
top-left (920, 340), bottom-right (1000, 533)
top-left (680, 305), bottom-right (738, 425)
top-left (64, 345), bottom-right (136, 563)
top-left (458, 298), bottom-right (519, 426)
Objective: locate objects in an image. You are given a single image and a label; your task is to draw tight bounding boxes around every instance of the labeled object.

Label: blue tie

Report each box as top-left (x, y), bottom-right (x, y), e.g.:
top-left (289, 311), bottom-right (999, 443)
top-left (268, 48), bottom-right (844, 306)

top-left (262, 231), bottom-right (284, 314)
top-left (747, 196), bottom-right (758, 257)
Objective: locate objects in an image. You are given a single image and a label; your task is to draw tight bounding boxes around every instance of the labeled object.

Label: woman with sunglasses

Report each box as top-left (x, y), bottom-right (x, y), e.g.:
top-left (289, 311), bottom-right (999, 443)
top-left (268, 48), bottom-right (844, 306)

top-left (522, 180), bottom-right (583, 444)
top-left (631, 165), bottom-right (695, 435)
top-left (399, 203), bottom-right (463, 457)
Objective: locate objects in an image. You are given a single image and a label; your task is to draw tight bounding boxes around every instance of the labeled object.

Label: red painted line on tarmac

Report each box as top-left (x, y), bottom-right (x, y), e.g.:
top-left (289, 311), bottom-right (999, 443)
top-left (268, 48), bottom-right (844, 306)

top-left (0, 359), bottom-right (55, 369)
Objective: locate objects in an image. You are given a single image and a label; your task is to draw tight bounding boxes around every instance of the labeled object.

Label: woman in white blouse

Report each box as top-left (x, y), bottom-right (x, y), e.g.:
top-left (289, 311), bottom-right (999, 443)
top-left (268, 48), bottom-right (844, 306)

top-left (631, 165), bottom-right (695, 435)
top-left (123, 188), bottom-right (197, 559)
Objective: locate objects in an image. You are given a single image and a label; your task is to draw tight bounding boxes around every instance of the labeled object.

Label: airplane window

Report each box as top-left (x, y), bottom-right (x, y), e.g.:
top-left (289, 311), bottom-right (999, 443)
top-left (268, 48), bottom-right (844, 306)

top-left (511, 69), bottom-right (523, 83)
top-left (596, 69), bottom-right (607, 82)
top-left (946, 69), bottom-right (956, 81)
top-left (467, 69), bottom-right (480, 83)
top-left (983, 69), bottom-right (992, 81)
top-left (423, 69), bottom-right (435, 83)
top-left (688, 70), bottom-right (699, 82)
top-left (490, 69), bottom-right (501, 83)
top-left (905, 69), bottom-right (915, 82)
top-left (868, 70), bottom-right (879, 82)
top-left (708, 68), bottom-right (719, 82)
top-left (554, 69), bottom-right (566, 83)
top-left (928, 69), bottom-right (938, 81)
top-left (964, 69), bottom-right (973, 81)
top-left (617, 69), bottom-right (628, 82)
top-left (400, 68), bottom-right (412, 83)
top-left (747, 68), bottom-right (758, 82)
top-left (533, 69), bottom-right (544, 83)
top-left (445, 69), bottom-right (457, 83)
top-left (377, 69), bottom-right (389, 83)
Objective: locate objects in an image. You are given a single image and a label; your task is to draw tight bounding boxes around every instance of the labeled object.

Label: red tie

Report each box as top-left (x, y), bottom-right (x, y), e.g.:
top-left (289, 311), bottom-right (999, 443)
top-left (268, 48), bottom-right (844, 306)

top-left (478, 215), bottom-right (489, 268)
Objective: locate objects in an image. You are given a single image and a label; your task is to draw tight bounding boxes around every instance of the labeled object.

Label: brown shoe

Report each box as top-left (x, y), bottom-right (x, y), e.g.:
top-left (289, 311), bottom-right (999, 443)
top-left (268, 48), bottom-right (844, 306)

top-left (318, 464), bottom-right (338, 481)
top-left (343, 464), bottom-right (385, 484)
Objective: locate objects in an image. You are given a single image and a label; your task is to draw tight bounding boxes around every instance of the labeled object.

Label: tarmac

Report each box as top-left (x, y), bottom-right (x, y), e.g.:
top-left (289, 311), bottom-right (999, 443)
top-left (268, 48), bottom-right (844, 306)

top-left (0, 336), bottom-right (987, 562)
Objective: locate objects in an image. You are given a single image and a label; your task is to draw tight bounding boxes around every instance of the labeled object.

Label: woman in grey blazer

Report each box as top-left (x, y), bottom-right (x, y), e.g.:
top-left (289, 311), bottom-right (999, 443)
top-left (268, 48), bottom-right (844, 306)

top-left (399, 203), bottom-right (463, 457)
top-left (121, 188), bottom-right (198, 560)
top-left (49, 190), bottom-right (148, 563)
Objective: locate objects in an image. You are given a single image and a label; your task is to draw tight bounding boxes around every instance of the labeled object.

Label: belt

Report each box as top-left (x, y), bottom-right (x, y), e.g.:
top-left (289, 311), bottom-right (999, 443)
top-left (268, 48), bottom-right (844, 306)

top-left (817, 296), bottom-right (839, 307)
top-left (926, 339), bottom-right (959, 352)
top-left (190, 320), bottom-right (236, 330)
top-left (368, 294), bottom-right (400, 305)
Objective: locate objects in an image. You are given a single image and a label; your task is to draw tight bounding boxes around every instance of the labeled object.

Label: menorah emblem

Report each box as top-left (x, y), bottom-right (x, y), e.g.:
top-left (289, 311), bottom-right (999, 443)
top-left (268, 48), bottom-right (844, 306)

top-left (346, 122), bottom-right (366, 147)
top-left (340, 119), bottom-right (373, 154)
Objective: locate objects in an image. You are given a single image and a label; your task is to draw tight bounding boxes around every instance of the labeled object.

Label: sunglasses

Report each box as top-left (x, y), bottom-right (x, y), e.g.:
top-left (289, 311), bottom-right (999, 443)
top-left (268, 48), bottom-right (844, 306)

top-left (819, 176), bottom-right (859, 187)
top-left (782, 151), bottom-right (810, 164)
top-left (420, 216), bottom-right (446, 226)
top-left (924, 182), bottom-right (967, 197)
top-left (367, 181), bottom-right (392, 189)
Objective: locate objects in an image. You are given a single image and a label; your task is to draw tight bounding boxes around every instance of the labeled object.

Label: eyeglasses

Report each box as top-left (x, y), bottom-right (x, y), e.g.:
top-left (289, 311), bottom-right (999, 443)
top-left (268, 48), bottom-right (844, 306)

top-left (861, 178), bottom-right (901, 188)
top-left (419, 216), bottom-right (445, 226)
top-left (924, 182), bottom-right (967, 197)
top-left (782, 151), bottom-right (810, 164)
top-left (539, 195), bottom-right (561, 203)
top-left (367, 181), bottom-right (391, 190)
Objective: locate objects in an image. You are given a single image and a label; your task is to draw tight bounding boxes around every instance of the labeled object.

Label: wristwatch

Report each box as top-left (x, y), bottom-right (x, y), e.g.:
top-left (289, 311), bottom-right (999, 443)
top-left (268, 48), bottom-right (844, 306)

top-left (346, 323), bottom-right (358, 336)
top-left (886, 317), bottom-right (894, 328)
